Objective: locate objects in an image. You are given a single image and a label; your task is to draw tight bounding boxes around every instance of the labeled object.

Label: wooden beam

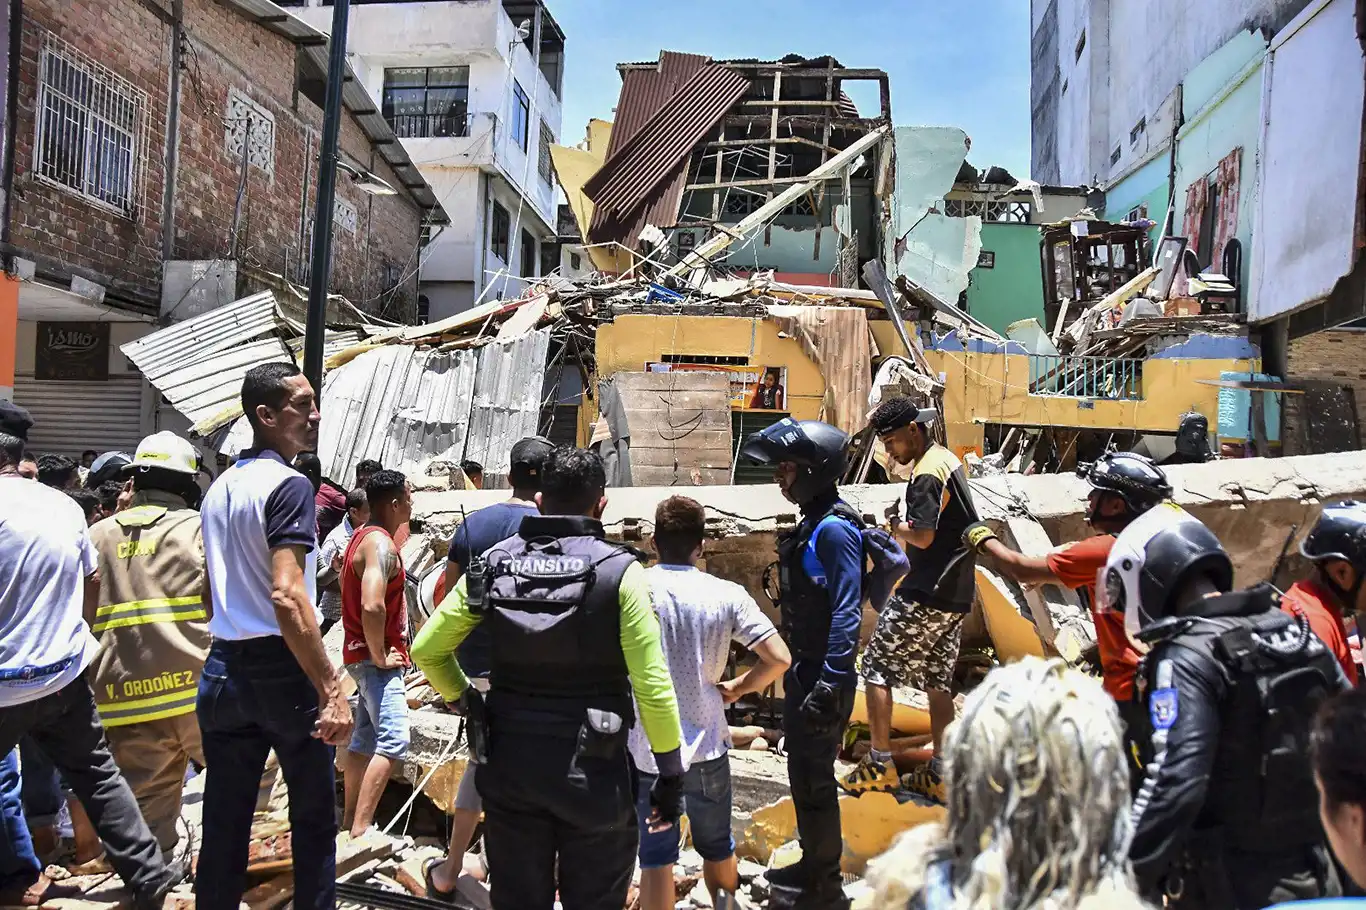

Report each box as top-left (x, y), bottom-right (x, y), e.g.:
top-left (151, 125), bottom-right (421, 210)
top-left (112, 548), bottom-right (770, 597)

top-left (765, 70), bottom-right (782, 247)
top-left (702, 136), bottom-right (839, 154)
top-left (723, 114), bottom-right (884, 131)
top-left (738, 99), bottom-right (844, 108)
top-left (685, 175), bottom-right (843, 192)
top-left (711, 123), bottom-right (725, 222)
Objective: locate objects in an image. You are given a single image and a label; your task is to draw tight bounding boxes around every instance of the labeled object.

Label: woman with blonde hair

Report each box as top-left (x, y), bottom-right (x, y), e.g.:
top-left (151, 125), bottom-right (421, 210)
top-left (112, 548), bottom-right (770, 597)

top-left (865, 657), bottom-right (1148, 910)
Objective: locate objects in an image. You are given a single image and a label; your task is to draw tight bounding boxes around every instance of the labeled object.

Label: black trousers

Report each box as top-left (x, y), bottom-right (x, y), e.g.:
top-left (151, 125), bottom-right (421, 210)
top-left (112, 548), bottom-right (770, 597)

top-left (0, 677), bottom-right (170, 900)
top-left (477, 717), bottom-right (637, 910)
top-left (783, 660), bottom-right (856, 896)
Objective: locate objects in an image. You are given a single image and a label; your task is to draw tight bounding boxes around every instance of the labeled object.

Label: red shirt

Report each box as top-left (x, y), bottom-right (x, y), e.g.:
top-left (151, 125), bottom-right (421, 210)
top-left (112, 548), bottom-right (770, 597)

top-left (1282, 580), bottom-right (1358, 685)
top-left (1046, 534), bottom-right (1143, 701)
top-left (341, 525), bottom-right (409, 666)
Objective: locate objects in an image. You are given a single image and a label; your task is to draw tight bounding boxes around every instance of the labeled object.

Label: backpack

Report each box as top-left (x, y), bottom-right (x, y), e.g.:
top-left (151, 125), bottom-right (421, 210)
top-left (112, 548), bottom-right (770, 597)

top-left (826, 502), bottom-right (909, 612)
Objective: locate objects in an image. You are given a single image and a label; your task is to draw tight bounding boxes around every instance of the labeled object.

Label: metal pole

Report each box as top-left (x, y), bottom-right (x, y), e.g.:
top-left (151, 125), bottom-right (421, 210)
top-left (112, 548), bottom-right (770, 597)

top-left (303, 0), bottom-right (350, 393)
top-left (160, 0), bottom-right (183, 262)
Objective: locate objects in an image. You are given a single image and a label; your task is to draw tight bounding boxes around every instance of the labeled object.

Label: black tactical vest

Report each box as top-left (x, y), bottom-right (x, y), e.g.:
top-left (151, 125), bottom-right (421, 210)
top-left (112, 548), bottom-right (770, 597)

top-left (483, 515), bottom-right (638, 713)
top-left (1167, 606), bottom-right (1341, 855)
top-left (776, 502), bottom-right (862, 661)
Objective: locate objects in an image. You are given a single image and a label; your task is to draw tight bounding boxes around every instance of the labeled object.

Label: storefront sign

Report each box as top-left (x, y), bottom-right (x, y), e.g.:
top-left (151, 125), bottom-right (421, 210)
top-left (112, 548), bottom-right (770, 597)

top-left (36, 321), bottom-right (109, 381)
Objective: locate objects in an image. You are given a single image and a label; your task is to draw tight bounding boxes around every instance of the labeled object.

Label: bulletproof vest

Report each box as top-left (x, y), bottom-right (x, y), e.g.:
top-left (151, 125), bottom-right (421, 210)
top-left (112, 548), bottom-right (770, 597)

top-left (1169, 606), bottom-right (1340, 854)
top-left (776, 502), bottom-right (863, 660)
top-left (483, 514), bottom-right (638, 710)
top-left (87, 491), bottom-right (210, 727)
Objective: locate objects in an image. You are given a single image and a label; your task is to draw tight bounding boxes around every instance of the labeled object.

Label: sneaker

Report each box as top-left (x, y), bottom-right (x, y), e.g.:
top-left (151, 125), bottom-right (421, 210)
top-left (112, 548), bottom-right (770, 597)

top-left (837, 755), bottom-right (898, 797)
top-left (903, 762), bottom-right (946, 804)
top-left (765, 862), bottom-right (808, 890)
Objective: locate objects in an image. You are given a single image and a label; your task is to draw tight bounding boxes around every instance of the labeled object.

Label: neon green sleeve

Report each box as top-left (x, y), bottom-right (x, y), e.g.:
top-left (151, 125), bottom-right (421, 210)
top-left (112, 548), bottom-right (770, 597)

top-left (410, 576), bottom-right (479, 702)
top-left (618, 561), bottom-right (683, 756)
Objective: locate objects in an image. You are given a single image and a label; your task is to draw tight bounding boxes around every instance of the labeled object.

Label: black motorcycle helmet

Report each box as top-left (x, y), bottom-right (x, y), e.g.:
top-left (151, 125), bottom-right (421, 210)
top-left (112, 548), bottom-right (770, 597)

top-left (85, 451), bottom-right (132, 489)
top-left (1300, 501), bottom-right (1366, 605)
top-left (740, 418), bottom-right (848, 506)
top-left (1077, 451), bottom-right (1172, 521)
top-left (1105, 506), bottom-right (1234, 637)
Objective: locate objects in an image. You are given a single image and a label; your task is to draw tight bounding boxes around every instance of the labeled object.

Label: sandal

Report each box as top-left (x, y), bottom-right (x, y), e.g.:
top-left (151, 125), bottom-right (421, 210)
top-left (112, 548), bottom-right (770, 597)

top-left (423, 857), bottom-right (458, 904)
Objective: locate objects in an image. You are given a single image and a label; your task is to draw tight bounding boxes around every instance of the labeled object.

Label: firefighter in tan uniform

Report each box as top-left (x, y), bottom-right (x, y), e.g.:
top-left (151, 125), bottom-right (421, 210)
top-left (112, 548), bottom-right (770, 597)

top-left (87, 432), bottom-right (211, 858)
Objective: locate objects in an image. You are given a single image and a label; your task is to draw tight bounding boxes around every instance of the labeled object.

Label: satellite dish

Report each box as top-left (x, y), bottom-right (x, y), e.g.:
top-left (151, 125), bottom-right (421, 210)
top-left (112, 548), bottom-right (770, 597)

top-left (515, 19), bottom-right (532, 41)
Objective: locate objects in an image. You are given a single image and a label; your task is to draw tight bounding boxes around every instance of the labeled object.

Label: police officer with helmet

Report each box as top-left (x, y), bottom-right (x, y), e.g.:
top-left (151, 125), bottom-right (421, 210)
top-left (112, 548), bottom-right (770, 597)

top-left (409, 446), bottom-right (685, 910)
top-left (1104, 505), bottom-right (1346, 908)
top-left (741, 419), bottom-right (862, 910)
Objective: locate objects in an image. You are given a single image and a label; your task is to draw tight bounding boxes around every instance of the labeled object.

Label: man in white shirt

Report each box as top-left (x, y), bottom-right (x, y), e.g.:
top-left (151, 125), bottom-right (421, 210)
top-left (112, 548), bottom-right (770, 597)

top-left (196, 363), bottom-right (353, 910)
top-left (629, 496), bottom-right (791, 910)
top-left (316, 487), bottom-right (369, 636)
top-left (0, 430), bottom-right (176, 908)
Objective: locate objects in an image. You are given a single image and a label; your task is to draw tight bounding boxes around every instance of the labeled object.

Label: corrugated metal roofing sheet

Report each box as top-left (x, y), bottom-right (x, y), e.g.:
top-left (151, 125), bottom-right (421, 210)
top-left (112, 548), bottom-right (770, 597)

top-left (123, 292), bottom-right (280, 382)
top-left (318, 345), bottom-right (478, 484)
top-left (316, 328), bottom-right (550, 486)
top-left (462, 329), bottom-right (552, 478)
top-left (585, 65), bottom-right (750, 216)
top-left (585, 52), bottom-right (736, 248)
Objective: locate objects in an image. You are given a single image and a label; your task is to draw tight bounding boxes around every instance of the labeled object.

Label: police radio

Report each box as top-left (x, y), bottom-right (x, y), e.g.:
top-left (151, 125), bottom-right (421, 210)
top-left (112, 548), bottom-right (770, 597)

top-left (460, 506), bottom-right (490, 617)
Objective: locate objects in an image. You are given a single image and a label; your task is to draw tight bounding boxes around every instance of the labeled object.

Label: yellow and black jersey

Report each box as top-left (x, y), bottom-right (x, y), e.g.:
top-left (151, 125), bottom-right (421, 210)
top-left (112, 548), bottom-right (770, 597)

top-left (900, 443), bottom-right (979, 612)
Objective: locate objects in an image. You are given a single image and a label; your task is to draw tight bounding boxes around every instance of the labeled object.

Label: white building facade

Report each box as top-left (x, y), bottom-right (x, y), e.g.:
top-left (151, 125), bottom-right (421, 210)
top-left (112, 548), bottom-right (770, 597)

top-left (289, 0), bottom-right (565, 321)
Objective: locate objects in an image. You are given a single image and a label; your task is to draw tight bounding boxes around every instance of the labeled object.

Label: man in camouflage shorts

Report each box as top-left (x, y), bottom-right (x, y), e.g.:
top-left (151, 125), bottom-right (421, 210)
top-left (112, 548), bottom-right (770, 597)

top-left (840, 397), bottom-right (980, 804)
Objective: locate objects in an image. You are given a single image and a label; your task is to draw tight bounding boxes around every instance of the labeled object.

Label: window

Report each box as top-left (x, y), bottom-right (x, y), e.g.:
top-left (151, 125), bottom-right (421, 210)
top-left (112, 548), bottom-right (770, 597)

top-left (224, 88), bottom-right (276, 175)
top-left (490, 202), bottom-right (510, 262)
top-left (417, 295), bottom-right (430, 324)
top-left (569, 252), bottom-right (582, 271)
top-left (1197, 176), bottom-right (1221, 267)
top-left (382, 66), bottom-right (469, 138)
top-left (1130, 117), bottom-right (1146, 145)
top-left (538, 119), bottom-right (554, 185)
top-left (1075, 29), bottom-right (1086, 60)
top-left (520, 229), bottom-right (537, 278)
top-left (34, 35), bottom-right (149, 218)
top-left (511, 81), bottom-right (530, 152)
top-left (1110, 144), bottom-right (1122, 166)
top-left (540, 240), bottom-right (558, 277)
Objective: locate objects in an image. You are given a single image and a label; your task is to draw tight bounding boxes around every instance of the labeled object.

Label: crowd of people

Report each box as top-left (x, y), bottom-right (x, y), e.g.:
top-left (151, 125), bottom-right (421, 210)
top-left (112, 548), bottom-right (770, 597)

top-left (3, 369), bottom-right (1366, 910)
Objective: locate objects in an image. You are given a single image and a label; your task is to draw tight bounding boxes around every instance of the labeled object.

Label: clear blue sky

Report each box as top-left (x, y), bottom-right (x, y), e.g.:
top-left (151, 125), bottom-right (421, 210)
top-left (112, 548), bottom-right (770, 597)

top-left (549, 0), bottom-right (1033, 178)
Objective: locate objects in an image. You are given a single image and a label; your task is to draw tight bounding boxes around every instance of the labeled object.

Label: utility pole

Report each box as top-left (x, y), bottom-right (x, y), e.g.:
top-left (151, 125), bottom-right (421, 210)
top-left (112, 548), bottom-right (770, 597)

top-left (303, 0), bottom-right (350, 393)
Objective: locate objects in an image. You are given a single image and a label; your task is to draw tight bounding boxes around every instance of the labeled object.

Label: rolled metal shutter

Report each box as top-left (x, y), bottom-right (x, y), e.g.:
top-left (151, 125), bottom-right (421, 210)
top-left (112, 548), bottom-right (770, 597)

top-left (13, 372), bottom-right (145, 458)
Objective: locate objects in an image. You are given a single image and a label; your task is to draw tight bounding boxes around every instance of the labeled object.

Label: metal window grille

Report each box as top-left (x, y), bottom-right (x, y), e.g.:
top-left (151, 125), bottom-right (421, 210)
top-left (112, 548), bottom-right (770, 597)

top-left (538, 119), bottom-right (554, 185)
top-left (34, 35), bottom-right (149, 219)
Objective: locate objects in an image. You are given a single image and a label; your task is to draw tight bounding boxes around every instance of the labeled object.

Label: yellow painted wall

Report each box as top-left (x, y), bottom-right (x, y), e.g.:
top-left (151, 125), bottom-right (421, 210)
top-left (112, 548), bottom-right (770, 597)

top-left (868, 321), bottom-right (1257, 455)
top-left (592, 314), bottom-right (828, 424)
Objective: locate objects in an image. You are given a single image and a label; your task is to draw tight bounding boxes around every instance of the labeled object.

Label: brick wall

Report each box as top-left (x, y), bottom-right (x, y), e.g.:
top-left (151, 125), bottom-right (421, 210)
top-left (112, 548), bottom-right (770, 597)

top-left (1286, 328), bottom-right (1366, 449)
top-left (12, 0), bottom-right (423, 318)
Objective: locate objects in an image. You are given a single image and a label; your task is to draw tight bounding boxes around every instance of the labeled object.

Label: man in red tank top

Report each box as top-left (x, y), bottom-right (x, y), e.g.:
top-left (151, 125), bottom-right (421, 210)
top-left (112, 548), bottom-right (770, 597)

top-left (339, 469), bottom-right (413, 838)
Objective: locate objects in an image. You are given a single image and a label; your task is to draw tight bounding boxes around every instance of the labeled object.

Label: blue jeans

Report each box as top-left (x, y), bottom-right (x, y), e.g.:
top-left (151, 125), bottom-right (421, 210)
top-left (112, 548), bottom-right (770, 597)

top-left (18, 737), bottom-right (62, 829)
top-left (634, 755), bottom-right (735, 868)
top-left (0, 750), bottom-right (41, 891)
top-left (345, 662), bottom-right (410, 760)
top-left (196, 637), bottom-right (338, 910)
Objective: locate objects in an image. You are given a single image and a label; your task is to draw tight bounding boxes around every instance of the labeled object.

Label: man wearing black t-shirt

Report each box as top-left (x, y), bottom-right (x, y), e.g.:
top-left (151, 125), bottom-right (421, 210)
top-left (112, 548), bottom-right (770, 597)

top-left (839, 398), bottom-right (978, 806)
top-left (424, 436), bottom-right (554, 900)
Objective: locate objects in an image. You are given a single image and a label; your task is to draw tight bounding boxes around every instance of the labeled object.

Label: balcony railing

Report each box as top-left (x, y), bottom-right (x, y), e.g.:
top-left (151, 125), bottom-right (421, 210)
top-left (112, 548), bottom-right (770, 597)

top-left (385, 111), bottom-right (470, 139)
top-left (1027, 354), bottom-right (1143, 400)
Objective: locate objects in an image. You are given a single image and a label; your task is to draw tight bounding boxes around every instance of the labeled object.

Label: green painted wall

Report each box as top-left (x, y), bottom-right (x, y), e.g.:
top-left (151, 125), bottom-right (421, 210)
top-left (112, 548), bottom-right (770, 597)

top-left (965, 223), bottom-right (1046, 335)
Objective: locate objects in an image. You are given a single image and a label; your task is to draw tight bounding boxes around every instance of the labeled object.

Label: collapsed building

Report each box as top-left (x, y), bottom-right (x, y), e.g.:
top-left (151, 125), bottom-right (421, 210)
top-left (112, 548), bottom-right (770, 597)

top-left (106, 41), bottom-right (1366, 909)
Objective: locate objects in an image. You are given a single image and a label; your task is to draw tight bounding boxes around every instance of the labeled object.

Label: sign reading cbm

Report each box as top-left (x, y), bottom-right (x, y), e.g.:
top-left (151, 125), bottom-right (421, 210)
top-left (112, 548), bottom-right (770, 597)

top-left (36, 321), bottom-right (109, 381)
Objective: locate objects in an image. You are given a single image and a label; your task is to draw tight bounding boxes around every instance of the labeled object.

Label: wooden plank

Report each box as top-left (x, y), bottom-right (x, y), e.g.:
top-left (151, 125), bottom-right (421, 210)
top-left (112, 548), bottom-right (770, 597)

top-left (1000, 518), bottom-right (1091, 665)
top-left (631, 466), bottom-right (734, 486)
top-left (629, 449), bottom-right (733, 470)
top-left (625, 428), bottom-right (734, 450)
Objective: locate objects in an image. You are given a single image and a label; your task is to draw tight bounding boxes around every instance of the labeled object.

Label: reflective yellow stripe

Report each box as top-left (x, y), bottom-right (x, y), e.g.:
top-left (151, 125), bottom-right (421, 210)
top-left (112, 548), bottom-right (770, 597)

top-left (92, 597), bottom-right (205, 634)
top-left (97, 689), bottom-right (198, 727)
top-left (96, 596), bottom-right (202, 618)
